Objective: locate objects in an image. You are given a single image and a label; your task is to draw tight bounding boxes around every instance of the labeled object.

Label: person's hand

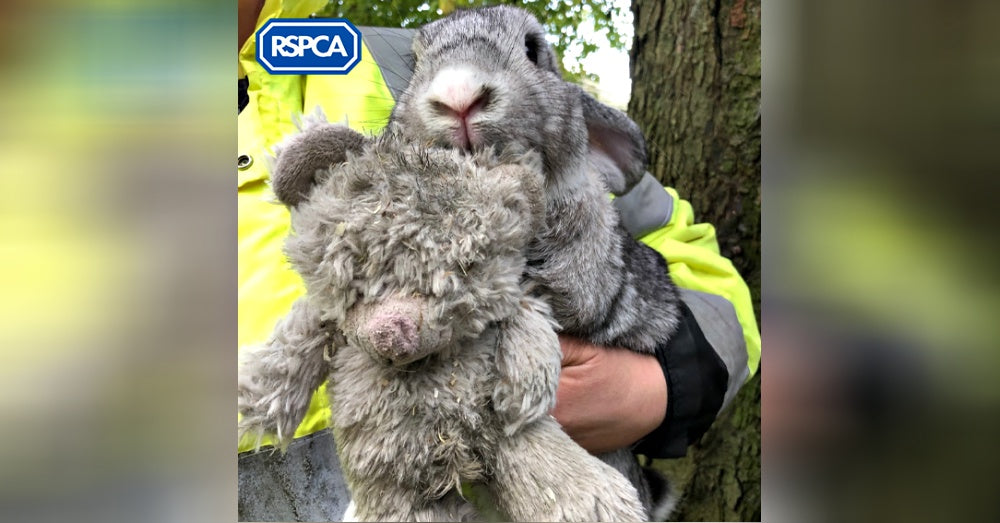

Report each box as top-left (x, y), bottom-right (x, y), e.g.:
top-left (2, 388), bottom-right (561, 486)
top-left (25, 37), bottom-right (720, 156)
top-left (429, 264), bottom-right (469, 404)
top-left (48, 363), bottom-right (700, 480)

top-left (551, 334), bottom-right (667, 454)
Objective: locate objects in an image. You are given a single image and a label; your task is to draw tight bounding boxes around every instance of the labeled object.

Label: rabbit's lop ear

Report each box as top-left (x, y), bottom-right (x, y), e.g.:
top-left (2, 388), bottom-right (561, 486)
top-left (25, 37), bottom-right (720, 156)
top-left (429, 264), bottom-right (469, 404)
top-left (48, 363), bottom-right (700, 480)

top-left (271, 115), bottom-right (369, 207)
top-left (581, 91), bottom-right (649, 196)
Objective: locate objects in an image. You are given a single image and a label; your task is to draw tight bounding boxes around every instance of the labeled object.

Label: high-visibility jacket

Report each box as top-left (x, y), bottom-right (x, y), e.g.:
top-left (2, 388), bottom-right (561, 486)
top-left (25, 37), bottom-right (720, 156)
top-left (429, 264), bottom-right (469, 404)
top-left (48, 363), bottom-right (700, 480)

top-left (238, 2), bottom-right (759, 517)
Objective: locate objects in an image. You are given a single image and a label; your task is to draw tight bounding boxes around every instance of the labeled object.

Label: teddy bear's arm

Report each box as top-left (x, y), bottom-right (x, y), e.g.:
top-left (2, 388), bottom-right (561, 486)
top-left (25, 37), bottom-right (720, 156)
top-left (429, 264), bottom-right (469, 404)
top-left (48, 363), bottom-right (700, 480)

top-left (491, 295), bottom-right (562, 436)
top-left (490, 416), bottom-right (648, 521)
top-left (238, 298), bottom-right (339, 450)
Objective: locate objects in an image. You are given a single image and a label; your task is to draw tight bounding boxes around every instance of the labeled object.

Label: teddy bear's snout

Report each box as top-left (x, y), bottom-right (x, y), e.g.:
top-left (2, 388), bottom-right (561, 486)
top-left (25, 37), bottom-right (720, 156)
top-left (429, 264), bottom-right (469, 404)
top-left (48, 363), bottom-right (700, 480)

top-left (366, 313), bottom-right (420, 362)
top-left (346, 296), bottom-right (445, 365)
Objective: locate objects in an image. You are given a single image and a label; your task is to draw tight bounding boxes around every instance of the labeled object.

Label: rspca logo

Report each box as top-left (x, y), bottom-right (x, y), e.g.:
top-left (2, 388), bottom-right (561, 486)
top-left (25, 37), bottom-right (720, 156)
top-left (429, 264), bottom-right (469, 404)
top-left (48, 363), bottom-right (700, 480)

top-left (256, 19), bottom-right (361, 74)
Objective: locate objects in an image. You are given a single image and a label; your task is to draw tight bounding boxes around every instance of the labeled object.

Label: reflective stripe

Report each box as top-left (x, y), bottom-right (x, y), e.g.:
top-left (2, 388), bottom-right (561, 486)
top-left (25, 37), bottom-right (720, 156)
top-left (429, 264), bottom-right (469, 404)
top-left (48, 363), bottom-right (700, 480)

top-left (639, 187), bottom-right (761, 378)
top-left (613, 172), bottom-right (674, 238)
top-left (359, 27), bottom-right (416, 103)
top-left (678, 288), bottom-right (749, 411)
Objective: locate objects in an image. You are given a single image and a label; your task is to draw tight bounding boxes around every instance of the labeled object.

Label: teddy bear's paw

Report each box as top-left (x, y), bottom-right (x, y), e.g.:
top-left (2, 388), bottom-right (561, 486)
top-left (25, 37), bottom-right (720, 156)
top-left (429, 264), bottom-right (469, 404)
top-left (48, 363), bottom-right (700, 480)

top-left (237, 393), bottom-right (271, 436)
top-left (237, 381), bottom-right (303, 449)
top-left (492, 380), bottom-right (556, 436)
top-left (238, 374), bottom-right (288, 448)
top-left (236, 412), bottom-right (273, 451)
top-left (583, 462), bottom-right (649, 522)
top-left (504, 477), bottom-right (646, 522)
top-left (594, 479), bottom-right (648, 522)
top-left (555, 477), bottom-right (647, 522)
top-left (237, 386), bottom-right (278, 429)
top-left (237, 406), bottom-right (298, 451)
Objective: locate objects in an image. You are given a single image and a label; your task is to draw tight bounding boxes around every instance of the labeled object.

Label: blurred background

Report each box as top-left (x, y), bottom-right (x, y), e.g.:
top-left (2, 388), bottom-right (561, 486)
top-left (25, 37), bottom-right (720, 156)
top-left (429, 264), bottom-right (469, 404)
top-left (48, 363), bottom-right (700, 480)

top-left (0, 0), bottom-right (997, 522)
top-left (764, 0), bottom-right (1000, 521)
top-left (0, 2), bottom-right (233, 522)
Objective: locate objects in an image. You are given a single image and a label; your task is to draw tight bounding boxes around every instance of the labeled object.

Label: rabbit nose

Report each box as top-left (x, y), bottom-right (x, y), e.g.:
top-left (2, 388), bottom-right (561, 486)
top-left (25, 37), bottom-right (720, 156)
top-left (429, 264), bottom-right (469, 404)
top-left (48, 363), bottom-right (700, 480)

top-left (426, 66), bottom-right (490, 112)
top-left (429, 88), bottom-right (491, 120)
top-left (426, 67), bottom-right (494, 146)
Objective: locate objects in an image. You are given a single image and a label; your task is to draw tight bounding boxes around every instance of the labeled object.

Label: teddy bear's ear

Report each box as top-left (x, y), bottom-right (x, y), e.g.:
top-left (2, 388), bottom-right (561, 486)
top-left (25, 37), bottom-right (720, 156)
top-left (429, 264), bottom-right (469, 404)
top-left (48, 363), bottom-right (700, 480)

top-left (271, 111), bottom-right (370, 207)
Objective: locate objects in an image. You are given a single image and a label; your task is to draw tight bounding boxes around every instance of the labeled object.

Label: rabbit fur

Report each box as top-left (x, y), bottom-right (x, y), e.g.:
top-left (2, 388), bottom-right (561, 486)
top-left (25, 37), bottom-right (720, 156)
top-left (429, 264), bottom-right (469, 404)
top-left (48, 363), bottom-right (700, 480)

top-left (238, 118), bottom-right (648, 522)
top-left (388, 6), bottom-right (682, 520)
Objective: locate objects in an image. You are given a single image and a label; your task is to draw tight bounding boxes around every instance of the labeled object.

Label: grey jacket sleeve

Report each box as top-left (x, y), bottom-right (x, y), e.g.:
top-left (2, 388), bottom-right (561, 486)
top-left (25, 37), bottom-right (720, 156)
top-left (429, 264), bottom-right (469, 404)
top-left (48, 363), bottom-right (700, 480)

top-left (616, 176), bottom-right (750, 458)
top-left (359, 26), bottom-right (416, 102)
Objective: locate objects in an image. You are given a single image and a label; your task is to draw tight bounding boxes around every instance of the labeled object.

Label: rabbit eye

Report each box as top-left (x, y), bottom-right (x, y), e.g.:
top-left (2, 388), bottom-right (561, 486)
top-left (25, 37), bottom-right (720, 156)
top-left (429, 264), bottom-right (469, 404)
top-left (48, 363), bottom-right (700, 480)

top-left (524, 36), bottom-right (539, 65)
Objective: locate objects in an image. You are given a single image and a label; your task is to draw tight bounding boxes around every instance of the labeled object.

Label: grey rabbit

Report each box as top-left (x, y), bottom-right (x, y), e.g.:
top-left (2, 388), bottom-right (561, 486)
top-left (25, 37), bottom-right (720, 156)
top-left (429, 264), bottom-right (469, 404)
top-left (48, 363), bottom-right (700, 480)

top-left (389, 5), bottom-right (682, 520)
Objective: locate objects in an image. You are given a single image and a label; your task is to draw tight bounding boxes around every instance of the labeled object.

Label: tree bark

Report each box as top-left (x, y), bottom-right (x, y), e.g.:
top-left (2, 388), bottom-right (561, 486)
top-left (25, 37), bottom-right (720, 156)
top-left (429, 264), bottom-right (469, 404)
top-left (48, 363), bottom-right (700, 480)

top-left (628, 0), bottom-right (760, 520)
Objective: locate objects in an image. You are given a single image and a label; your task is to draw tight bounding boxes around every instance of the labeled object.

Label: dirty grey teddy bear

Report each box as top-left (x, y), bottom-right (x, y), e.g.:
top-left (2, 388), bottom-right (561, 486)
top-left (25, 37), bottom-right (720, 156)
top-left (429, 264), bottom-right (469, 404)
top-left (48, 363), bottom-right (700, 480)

top-left (237, 115), bottom-right (648, 522)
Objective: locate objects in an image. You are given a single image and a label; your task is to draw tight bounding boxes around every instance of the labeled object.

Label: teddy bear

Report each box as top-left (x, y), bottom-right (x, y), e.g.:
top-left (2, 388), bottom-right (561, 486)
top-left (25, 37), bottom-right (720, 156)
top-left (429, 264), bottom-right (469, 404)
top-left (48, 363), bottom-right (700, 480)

top-left (237, 114), bottom-right (646, 522)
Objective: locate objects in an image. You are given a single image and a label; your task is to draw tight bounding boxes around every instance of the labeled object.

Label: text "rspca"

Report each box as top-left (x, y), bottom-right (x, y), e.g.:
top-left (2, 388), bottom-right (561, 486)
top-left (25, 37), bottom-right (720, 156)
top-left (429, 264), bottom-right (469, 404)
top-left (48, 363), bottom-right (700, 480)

top-left (256, 19), bottom-right (361, 74)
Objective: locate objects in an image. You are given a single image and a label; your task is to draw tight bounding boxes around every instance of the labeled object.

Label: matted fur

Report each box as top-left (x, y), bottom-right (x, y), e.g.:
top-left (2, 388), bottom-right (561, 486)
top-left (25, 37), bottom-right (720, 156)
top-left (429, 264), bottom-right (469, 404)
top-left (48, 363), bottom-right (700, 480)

top-left (389, 6), bottom-right (682, 520)
top-left (239, 125), bottom-right (646, 521)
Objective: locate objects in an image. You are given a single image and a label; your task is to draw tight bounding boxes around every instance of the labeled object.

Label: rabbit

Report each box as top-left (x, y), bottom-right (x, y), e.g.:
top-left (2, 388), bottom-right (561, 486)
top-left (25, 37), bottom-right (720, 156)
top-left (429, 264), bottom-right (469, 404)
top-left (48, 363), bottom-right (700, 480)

top-left (388, 5), bottom-right (682, 521)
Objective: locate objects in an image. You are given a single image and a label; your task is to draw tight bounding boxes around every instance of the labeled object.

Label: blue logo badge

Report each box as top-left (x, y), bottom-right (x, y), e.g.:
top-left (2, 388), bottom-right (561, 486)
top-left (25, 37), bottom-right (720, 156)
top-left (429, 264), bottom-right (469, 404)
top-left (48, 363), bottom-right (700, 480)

top-left (256, 19), bottom-right (361, 75)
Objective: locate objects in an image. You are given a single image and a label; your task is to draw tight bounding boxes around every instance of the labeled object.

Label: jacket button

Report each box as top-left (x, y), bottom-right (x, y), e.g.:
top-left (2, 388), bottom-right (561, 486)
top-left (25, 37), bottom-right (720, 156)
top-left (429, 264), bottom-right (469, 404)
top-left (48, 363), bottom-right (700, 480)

top-left (237, 154), bottom-right (253, 170)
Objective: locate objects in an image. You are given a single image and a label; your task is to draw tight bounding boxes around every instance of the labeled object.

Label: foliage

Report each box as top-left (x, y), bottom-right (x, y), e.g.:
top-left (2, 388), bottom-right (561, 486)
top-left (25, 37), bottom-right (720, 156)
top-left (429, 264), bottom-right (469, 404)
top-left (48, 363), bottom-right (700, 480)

top-left (317, 0), bottom-right (628, 83)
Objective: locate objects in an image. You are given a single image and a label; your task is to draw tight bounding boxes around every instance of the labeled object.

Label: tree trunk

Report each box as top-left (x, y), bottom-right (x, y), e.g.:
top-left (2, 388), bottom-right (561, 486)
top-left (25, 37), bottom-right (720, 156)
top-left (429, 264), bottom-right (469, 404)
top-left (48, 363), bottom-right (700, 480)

top-left (628, 0), bottom-right (760, 520)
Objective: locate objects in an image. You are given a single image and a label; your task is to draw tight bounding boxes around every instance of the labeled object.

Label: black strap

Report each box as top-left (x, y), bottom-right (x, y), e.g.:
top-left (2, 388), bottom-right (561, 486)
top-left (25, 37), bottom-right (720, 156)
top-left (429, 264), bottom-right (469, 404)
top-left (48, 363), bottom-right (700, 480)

top-left (238, 77), bottom-right (249, 114)
top-left (634, 300), bottom-right (729, 458)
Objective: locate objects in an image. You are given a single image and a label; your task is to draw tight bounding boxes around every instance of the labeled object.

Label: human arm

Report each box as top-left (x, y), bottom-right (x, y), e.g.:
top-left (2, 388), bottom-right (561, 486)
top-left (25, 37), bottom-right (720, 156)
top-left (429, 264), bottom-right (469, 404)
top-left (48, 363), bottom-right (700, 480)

top-left (552, 335), bottom-right (666, 454)
top-left (551, 301), bottom-right (731, 458)
top-left (553, 176), bottom-right (760, 458)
